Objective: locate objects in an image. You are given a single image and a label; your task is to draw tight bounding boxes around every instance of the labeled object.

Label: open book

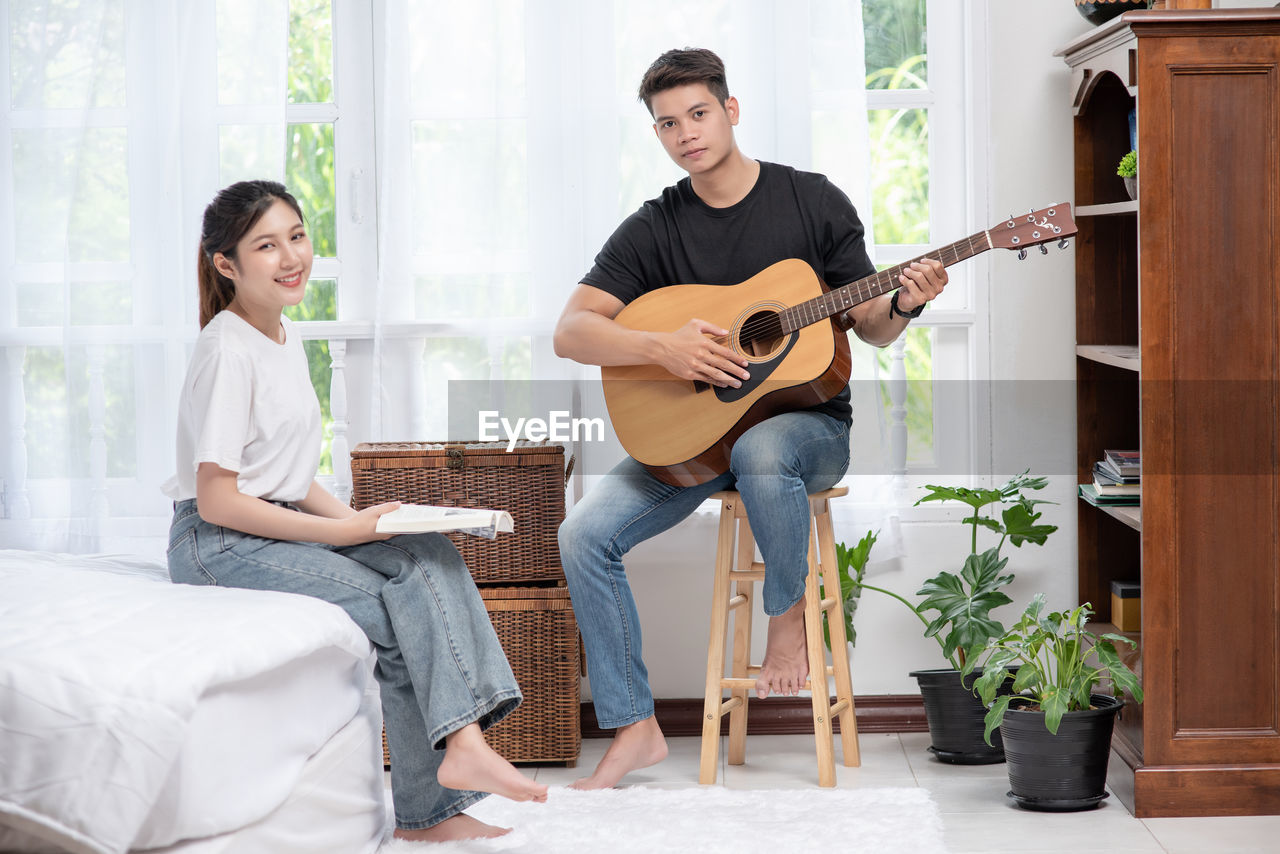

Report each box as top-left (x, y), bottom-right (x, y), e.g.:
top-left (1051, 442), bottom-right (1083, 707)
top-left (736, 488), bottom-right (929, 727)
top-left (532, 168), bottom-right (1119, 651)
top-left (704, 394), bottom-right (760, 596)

top-left (376, 504), bottom-right (515, 539)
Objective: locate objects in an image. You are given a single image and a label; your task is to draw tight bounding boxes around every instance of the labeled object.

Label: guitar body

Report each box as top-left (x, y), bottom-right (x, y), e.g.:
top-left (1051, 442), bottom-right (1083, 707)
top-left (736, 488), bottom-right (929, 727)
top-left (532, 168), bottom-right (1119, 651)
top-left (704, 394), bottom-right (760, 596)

top-left (601, 259), bottom-right (851, 486)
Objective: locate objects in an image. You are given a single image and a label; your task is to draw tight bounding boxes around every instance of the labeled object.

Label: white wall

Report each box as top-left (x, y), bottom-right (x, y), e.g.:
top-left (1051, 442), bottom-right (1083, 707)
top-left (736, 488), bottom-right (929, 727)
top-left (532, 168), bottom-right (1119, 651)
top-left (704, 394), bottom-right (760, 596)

top-left (978, 0), bottom-right (1090, 674)
top-left (591, 0), bottom-right (1097, 704)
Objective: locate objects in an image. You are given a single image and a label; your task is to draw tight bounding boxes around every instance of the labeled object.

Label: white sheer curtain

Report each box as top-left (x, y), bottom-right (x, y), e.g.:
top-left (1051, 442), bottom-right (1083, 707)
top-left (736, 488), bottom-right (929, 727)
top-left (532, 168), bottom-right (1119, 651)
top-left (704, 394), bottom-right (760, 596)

top-left (0, 0), bottom-right (893, 557)
top-left (1, 0), bottom-right (205, 553)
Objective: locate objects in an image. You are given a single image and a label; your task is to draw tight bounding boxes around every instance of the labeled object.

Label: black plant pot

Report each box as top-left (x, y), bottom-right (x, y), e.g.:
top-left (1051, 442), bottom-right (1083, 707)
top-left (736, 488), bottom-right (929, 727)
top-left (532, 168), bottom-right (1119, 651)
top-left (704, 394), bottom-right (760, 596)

top-left (910, 668), bottom-right (1010, 765)
top-left (1000, 693), bottom-right (1124, 811)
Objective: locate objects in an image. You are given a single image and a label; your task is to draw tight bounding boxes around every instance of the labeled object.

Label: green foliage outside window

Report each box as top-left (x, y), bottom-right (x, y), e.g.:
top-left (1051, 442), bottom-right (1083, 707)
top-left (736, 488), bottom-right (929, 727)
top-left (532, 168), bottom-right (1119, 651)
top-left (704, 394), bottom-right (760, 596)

top-left (863, 0), bottom-right (927, 88)
top-left (869, 98), bottom-right (929, 247)
top-left (286, 123), bottom-right (336, 258)
top-left (288, 0), bottom-right (333, 105)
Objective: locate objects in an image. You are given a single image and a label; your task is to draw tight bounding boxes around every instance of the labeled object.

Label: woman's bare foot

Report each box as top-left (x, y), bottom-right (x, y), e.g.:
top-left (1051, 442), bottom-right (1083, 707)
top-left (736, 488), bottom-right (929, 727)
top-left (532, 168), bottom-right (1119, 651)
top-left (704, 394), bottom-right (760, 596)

top-left (755, 599), bottom-right (809, 698)
top-left (393, 813), bottom-right (510, 842)
top-left (436, 723), bottom-right (549, 803)
top-left (570, 716), bottom-right (668, 790)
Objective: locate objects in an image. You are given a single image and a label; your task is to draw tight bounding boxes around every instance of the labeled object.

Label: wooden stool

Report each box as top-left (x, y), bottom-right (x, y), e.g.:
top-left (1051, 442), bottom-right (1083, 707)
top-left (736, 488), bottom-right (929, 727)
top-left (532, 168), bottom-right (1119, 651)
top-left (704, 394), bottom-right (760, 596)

top-left (699, 487), bottom-right (859, 787)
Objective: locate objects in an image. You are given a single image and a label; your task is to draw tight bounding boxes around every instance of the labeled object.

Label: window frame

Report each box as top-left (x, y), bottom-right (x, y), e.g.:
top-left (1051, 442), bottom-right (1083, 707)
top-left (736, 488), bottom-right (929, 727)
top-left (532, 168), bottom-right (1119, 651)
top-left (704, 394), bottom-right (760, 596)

top-left (866, 0), bottom-right (990, 492)
top-left (0, 0), bottom-right (992, 538)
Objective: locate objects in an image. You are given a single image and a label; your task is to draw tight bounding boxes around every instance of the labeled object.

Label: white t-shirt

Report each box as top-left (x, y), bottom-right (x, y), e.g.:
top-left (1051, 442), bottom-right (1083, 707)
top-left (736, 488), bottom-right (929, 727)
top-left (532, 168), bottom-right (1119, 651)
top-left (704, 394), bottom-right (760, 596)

top-left (164, 311), bottom-right (321, 503)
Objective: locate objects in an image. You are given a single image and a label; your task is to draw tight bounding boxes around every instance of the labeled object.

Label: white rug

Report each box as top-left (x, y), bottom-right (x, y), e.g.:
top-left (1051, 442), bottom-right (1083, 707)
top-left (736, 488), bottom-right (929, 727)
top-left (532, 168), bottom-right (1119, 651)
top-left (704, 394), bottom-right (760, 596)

top-left (378, 786), bottom-right (946, 853)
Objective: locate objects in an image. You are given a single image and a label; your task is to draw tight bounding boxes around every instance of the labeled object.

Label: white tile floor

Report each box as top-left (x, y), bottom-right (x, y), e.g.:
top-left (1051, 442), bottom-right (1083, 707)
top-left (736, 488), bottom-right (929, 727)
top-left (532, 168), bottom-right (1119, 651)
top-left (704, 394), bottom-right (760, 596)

top-left (515, 732), bottom-right (1280, 853)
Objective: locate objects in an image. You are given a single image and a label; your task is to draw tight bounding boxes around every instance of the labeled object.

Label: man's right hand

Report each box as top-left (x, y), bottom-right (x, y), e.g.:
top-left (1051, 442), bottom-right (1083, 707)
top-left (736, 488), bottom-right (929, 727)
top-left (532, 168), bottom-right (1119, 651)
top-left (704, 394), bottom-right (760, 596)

top-left (553, 285), bottom-right (751, 387)
top-left (656, 319), bottom-right (751, 388)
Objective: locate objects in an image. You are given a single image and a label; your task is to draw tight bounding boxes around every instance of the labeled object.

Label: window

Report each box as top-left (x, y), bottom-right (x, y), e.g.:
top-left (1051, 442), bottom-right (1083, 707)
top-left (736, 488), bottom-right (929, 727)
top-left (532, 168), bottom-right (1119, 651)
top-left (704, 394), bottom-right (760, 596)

top-left (0, 0), bottom-right (983, 550)
top-left (0, 0), bottom-right (377, 539)
top-left (859, 0), bottom-right (975, 477)
top-left (212, 0), bottom-right (376, 475)
top-left (2, 0), bottom-right (142, 531)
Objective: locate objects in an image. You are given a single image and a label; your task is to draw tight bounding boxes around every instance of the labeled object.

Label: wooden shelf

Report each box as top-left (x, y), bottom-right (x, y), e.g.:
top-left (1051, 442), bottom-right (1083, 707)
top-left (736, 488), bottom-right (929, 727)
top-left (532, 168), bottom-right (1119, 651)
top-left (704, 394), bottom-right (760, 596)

top-left (1077, 201), bottom-right (1138, 217)
top-left (1079, 492), bottom-right (1142, 532)
top-left (1064, 9), bottom-right (1280, 818)
top-left (1101, 502), bottom-right (1141, 532)
top-left (1077, 344), bottom-right (1139, 371)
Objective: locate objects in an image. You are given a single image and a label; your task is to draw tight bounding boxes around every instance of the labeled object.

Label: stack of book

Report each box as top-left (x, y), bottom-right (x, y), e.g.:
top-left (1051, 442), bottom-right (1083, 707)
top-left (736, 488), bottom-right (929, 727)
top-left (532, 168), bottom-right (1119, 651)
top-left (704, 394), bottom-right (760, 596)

top-left (1080, 449), bottom-right (1140, 506)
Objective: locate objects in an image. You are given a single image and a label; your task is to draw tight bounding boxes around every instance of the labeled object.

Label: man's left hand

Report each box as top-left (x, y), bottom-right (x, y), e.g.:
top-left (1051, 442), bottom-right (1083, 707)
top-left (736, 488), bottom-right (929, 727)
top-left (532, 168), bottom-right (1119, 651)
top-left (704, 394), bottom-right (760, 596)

top-left (895, 258), bottom-right (948, 312)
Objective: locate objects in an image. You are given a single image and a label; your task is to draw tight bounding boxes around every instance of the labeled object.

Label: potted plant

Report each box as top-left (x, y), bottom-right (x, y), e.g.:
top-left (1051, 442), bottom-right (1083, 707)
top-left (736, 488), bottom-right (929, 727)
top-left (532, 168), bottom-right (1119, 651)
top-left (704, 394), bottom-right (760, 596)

top-left (966, 595), bottom-right (1143, 811)
top-left (1117, 149), bottom-right (1137, 200)
top-left (853, 472), bottom-right (1058, 763)
top-left (819, 529), bottom-right (878, 652)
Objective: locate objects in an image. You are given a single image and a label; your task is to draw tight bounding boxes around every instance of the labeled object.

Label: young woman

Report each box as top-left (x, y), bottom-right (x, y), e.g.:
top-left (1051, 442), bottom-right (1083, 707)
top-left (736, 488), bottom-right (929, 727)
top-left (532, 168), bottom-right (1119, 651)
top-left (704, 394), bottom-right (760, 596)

top-left (164, 180), bottom-right (546, 843)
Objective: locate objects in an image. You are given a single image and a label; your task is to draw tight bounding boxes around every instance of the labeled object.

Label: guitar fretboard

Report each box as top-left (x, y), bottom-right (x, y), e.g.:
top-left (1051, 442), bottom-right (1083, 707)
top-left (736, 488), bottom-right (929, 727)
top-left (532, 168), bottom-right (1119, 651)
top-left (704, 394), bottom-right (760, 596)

top-left (779, 231), bottom-right (992, 332)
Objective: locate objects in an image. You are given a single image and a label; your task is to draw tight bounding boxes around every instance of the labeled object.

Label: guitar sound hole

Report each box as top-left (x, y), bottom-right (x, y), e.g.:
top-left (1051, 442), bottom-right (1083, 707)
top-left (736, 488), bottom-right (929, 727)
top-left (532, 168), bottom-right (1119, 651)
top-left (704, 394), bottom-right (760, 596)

top-left (739, 310), bottom-right (784, 358)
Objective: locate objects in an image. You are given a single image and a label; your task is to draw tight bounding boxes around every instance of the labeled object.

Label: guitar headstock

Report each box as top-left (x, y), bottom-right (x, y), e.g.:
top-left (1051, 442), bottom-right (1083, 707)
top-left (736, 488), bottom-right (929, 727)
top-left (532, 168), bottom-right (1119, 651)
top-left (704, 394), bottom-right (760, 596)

top-left (990, 204), bottom-right (1078, 253)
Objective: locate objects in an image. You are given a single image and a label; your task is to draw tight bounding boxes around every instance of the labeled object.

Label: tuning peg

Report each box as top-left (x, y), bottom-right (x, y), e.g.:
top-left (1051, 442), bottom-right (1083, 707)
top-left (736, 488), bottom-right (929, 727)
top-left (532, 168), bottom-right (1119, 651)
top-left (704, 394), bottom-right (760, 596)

top-left (1039, 244), bottom-right (1048, 255)
top-left (1017, 248), bottom-right (1028, 261)
top-left (1058, 238), bottom-right (1070, 249)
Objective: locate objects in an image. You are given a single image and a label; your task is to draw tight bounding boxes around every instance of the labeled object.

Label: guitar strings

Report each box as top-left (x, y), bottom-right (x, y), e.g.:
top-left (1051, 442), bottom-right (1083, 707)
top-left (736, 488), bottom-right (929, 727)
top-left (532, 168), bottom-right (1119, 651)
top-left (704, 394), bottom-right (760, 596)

top-left (713, 234), bottom-right (984, 349)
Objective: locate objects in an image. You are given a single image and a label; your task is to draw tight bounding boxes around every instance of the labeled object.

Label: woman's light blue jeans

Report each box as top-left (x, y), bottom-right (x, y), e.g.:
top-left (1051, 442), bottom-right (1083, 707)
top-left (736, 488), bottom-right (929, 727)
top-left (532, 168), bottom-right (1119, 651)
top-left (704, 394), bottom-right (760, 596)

top-left (166, 499), bottom-right (521, 830)
top-left (558, 411), bottom-right (850, 729)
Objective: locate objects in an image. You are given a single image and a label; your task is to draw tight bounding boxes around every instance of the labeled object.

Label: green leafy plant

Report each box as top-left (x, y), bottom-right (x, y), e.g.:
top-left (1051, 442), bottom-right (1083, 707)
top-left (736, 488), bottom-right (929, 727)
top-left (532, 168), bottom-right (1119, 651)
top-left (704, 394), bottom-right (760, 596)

top-left (855, 472), bottom-right (1058, 671)
top-left (1116, 150), bottom-right (1137, 178)
top-left (820, 530), bottom-right (878, 651)
top-left (966, 595), bottom-right (1143, 743)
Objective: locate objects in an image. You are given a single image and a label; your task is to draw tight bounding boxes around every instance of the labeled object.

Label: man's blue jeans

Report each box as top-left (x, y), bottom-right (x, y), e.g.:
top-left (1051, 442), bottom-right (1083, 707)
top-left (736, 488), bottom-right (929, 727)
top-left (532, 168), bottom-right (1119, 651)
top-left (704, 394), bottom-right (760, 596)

top-left (166, 499), bottom-right (521, 830)
top-left (558, 411), bottom-right (850, 729)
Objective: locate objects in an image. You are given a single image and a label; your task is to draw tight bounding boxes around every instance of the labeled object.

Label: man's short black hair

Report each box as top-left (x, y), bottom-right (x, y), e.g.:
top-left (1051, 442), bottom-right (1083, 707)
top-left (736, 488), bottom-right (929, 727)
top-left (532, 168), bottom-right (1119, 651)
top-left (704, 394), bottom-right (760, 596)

top-left (638, 48), bottom-right (729, 115)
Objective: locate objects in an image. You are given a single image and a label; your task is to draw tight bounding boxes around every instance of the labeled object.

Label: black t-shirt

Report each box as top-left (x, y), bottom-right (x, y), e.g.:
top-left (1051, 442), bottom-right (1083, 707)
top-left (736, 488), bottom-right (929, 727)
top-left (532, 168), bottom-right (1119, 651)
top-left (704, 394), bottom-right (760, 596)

top-left (581, 160), bottom-right (876, 424)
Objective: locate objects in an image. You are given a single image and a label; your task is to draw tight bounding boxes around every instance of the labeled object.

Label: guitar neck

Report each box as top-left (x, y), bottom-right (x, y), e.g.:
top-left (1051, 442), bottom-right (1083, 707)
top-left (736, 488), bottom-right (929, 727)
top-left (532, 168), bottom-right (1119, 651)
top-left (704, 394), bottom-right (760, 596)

top-left (779, 230), bottom-right (993, 332)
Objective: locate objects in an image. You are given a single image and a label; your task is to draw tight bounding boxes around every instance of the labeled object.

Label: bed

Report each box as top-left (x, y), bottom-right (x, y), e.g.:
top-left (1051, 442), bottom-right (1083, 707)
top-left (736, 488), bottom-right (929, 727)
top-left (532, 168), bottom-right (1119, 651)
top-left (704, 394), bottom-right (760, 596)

top-left (0, 550), bottom-right (388, 854)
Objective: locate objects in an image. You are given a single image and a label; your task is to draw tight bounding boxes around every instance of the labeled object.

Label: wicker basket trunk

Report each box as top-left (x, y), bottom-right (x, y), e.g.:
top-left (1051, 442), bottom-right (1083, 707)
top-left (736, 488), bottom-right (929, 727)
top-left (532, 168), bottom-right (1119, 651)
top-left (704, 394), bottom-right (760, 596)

top-left (380, 586), bottom-right (581, 766)
top-left (354, 441), bottom-right (581, 766)
top-left (349, 441), bottom-right (567, 585)
top-left (479, 586), bottom-right (581, 763)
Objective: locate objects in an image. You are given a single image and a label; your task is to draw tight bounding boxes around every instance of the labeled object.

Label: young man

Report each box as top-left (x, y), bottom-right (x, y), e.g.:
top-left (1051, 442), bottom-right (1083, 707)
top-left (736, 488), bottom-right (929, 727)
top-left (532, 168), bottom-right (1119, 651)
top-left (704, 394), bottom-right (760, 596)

top-left (553, 48), bottom-right (948, 790)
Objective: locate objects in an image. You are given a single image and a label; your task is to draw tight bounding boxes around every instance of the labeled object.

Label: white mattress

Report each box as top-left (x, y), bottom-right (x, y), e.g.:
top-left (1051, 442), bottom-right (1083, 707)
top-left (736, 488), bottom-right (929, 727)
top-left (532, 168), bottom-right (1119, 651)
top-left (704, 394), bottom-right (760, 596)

top-left (140, 679), bottom-right (387, 854)
top-left (0, 550), bottom-right (387, 854)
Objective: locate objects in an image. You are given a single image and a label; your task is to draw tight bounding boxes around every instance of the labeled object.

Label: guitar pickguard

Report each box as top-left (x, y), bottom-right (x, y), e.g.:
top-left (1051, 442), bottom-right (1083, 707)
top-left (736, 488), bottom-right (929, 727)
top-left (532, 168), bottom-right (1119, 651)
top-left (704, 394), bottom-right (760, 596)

top-left (713, 331), bottom-right (800, 403)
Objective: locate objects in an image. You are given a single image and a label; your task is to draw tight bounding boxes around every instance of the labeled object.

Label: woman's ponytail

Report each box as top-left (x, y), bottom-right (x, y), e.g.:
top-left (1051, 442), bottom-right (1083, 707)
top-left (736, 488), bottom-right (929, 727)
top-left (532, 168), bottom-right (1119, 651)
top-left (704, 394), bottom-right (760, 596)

top-left (197, 246), bottom-right (237, 329)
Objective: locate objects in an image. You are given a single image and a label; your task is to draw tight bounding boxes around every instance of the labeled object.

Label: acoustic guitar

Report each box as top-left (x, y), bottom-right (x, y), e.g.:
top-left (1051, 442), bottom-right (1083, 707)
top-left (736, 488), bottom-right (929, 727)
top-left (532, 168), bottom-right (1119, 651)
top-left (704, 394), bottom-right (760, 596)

top-left (601, 204), bottom-right (1078, 486)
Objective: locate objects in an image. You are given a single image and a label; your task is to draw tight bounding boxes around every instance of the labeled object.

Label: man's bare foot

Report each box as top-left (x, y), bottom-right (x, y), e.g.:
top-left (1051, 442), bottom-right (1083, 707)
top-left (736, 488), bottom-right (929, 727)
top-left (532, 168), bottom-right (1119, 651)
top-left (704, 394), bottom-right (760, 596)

top-left (570, 716), bottom-right (667, 790)
top-left (436, 723), bottom-right (549, 803)
top-left (393, 813), bottom-right (510, 842)
top-left (755, 598), bottom-right (809, 699)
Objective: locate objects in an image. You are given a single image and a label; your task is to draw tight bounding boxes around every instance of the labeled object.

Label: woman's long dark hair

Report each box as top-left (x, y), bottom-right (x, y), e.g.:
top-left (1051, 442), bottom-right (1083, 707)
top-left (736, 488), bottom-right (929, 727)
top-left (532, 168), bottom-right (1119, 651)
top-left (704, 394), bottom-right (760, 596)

top-left (197, 180), bottom-right (304, 328)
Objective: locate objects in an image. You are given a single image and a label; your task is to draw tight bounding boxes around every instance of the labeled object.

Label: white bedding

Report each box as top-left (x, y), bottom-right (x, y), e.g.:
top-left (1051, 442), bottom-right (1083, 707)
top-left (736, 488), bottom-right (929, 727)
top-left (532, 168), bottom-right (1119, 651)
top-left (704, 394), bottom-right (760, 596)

top-left (0, 550), bottom-right (387, 854)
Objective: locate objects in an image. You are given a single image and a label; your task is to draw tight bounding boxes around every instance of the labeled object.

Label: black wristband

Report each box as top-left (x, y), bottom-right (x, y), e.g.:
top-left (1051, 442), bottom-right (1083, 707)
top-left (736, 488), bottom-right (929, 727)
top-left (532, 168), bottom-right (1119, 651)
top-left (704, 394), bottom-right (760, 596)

top-left (891, 290), bottom-right (925, 320)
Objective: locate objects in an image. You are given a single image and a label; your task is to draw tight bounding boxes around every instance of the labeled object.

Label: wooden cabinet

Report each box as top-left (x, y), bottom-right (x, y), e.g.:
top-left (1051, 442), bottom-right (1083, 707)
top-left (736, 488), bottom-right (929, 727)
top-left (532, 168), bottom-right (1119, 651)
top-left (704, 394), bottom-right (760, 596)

top-left (1059, 8), bottom-right (1280, 818)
